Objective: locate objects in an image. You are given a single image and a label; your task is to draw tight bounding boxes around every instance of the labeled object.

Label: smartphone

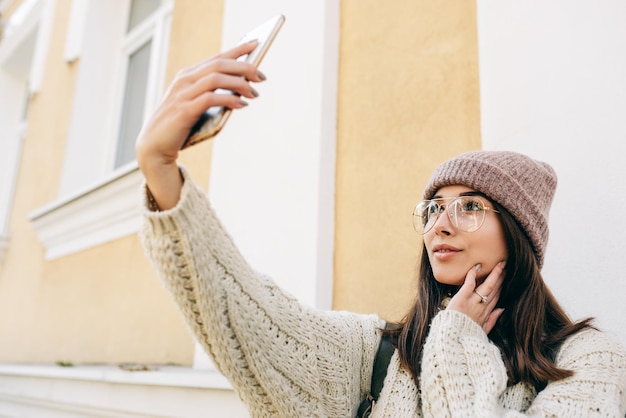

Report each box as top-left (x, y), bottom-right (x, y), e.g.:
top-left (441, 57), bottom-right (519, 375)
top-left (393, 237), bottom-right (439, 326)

top-left (181, 14), bottom-right (285, 149)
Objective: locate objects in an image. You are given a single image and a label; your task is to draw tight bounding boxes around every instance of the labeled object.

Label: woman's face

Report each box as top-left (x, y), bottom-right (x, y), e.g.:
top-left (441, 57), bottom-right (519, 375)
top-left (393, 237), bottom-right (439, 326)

top-left (423, 185), bottom-right (508, 286)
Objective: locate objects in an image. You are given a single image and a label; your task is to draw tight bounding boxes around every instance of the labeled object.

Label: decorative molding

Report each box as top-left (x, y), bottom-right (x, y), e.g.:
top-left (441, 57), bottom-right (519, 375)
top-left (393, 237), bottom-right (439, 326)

top-left (29, 163), bottom-right (144, 260)
top-left (63, 0), bottom-right (89, 62)
top-left (28, 0), bottom-right (54, 94)
top-left (0, 363), bottom-right (231, 389)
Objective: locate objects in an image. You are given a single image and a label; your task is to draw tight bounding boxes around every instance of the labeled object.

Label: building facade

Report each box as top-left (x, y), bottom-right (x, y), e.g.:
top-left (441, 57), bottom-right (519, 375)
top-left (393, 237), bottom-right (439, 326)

top-left (0, 0), bottom-right (624, 416)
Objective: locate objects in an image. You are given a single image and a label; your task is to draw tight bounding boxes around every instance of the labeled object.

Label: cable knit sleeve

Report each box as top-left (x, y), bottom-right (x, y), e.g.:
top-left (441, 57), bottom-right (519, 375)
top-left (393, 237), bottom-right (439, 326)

top-left (139, 168), bottom-right (382, 418)
top-left (421, 309), bottom-right (626, 417)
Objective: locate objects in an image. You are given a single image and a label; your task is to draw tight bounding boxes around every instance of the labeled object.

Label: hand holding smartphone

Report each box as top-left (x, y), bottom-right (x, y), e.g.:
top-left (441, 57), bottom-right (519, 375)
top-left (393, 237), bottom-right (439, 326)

top-left (181, 14), bottom-right (285, 149)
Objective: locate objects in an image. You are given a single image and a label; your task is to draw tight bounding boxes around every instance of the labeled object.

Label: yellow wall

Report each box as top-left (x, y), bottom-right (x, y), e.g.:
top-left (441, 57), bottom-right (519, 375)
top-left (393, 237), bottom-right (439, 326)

top-left (0, 0), bottom-right (224, 364)
top-left (0, 0), bottom-right (480, 364)
top-left (334, 0), bottom-right (482, 320)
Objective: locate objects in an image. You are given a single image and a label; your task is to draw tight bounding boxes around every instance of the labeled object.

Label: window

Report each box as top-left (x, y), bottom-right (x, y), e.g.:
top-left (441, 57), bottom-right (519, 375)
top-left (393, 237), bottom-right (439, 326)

top-left (56, 0), bottom-right (172, 196)
top-left (114, 0), bottom-right (170, 167)
top-left (116, 39), bottom-right (152, 166)
top-left (29, 0), bottom-right (172, 260)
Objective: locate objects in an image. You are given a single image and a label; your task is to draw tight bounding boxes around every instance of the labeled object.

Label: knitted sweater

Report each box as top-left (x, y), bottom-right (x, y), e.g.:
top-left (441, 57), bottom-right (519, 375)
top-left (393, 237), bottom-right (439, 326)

top-left (139, 170), bottom-right (626, 417)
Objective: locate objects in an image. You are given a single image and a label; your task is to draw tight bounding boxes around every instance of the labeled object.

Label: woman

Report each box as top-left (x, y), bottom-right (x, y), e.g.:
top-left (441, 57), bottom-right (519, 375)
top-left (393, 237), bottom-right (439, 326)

top-left (136, 42), bottom-right (626, 417)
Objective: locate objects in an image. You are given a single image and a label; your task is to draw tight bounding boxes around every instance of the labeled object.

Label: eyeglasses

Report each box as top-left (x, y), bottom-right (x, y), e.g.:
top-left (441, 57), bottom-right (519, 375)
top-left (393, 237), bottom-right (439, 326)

top-left (413, 195), bottom-right (500, 234)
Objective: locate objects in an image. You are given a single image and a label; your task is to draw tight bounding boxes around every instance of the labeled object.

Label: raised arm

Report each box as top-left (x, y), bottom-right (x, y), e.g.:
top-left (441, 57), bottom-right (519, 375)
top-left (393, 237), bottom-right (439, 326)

top-left (136, 46), bottom-right (383, 416)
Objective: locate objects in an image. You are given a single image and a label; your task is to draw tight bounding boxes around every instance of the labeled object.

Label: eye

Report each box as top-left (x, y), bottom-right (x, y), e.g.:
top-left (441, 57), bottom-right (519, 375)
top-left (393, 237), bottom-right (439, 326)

top-left (420, 201), bottom-right (442, 226)
top-left (459, 197), bottom-right (484, 212)
top-left (426, 201), bottom-right (442, 215)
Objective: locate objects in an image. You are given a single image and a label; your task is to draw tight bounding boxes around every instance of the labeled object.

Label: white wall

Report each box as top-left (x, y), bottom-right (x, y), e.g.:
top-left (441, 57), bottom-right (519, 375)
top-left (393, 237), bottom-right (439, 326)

top-left (207, 0), bottom-right (339, 310)
top-left (477, 1), bottom-right (626, 344)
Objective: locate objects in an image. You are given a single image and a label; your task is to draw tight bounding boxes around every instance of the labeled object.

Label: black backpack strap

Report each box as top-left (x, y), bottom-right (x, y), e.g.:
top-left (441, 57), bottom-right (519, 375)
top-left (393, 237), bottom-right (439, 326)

top-left (356, 323), bottom-right (396, 418)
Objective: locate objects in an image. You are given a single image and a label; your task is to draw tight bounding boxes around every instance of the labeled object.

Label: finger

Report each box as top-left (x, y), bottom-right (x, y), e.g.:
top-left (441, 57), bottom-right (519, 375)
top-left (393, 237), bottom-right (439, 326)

top-left (194, 90), bottom-right (249, 112)
top-left (484, 308), bottom-right (505, 334)
top-left (202, 58), bottom-right (265, 82)
top-left (175, 64), bottom-right (263, 105)
top-left (490, 272), bottom-right (504, 302)
top-left (193, 43), bottom-right (265, 83)
top-left (193, 73), bottom-right (260, 99)
top-left (217, 40), bottom-right (258, 60)
top-left (475, 272), bottom-right (504, 309)
top-left (174, 61), bottom-right (251, 92)
top-left (180, 41), bottom-right (258, 75)
top-left (156, 73), bottom-right (255, 137)
top-left (487, 262), bottom-right (506, 303)
top-left (171, 91), bottom-right (247, 133)
top-left (459, 264), bottom-right (480, 299)
top-left (484, 286), bottom-right (501, 310)
top-left (478, 261), bottom-right (506, 296)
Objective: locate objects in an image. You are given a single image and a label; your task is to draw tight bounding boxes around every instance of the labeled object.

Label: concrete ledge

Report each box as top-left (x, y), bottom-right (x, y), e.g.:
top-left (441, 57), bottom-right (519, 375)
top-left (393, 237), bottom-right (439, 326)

top-left (0, 363), bottom-right (232, 389)
top-left (0, 364), bottom-right (249, 417)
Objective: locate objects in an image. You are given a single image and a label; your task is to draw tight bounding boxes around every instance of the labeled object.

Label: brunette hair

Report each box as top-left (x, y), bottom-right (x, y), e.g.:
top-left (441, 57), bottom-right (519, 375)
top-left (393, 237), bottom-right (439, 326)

top-left (389, 201), bottom-right (594, 391)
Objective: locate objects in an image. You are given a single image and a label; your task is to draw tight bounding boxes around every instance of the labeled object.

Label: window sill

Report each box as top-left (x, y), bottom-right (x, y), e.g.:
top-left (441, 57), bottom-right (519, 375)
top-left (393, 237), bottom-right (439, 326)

top-left (0, 363), bottom-right (232, 390)
top-left (29, 162), bottom-right (144, 260)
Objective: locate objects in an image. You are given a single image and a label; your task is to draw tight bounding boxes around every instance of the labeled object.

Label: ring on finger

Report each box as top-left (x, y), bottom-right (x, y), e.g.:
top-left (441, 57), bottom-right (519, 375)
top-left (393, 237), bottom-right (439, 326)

top-left (474, 289), bottom-right (488, 304)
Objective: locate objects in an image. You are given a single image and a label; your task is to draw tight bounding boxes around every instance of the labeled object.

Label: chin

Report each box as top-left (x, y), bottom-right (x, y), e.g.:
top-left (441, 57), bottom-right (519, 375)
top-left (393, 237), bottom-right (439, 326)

top-left (431, 268), bottom-right (466, 286)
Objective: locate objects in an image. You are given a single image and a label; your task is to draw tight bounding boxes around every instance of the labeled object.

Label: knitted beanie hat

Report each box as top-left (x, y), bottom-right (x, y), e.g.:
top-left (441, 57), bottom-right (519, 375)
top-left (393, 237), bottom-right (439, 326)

top-left (423, 150), bottom-right (557, 268)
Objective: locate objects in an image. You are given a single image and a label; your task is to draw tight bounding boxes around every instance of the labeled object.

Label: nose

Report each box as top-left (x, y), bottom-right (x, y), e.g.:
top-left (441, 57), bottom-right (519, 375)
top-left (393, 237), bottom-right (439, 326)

top-left (431, 207), bottom-right (455, 236)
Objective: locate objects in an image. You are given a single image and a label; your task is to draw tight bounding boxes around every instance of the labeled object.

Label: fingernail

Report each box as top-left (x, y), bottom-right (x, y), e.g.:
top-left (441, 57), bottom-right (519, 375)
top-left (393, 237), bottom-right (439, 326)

top-left (500, 261), bottom-right (507, 268)
top-left (247, 39), bottom-right (259, 44)
top-left (474, 263), bottom-right (482, 272)
top-left (250, 87), bottom-right (259, 97)
top-left (238, 99), bottom-right (248, 107)
top-left (257, 71), bottom-right (267, 81)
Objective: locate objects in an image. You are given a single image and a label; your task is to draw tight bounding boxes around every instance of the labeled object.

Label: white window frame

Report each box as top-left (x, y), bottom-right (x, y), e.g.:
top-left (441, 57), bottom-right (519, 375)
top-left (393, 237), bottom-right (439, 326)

top-left (30, 0), bottom-right (172, 260)
top-left (0, 0), bottom-right (52, 265)
top-left (109, 0), bottom-right (172, 169)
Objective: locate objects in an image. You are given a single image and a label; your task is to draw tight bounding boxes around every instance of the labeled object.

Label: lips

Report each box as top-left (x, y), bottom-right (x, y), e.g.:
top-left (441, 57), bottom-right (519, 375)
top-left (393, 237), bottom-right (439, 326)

top-left (432, 244), bottom-right (461, 253)
top-left (431, 243), bottom-right (462, 260)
